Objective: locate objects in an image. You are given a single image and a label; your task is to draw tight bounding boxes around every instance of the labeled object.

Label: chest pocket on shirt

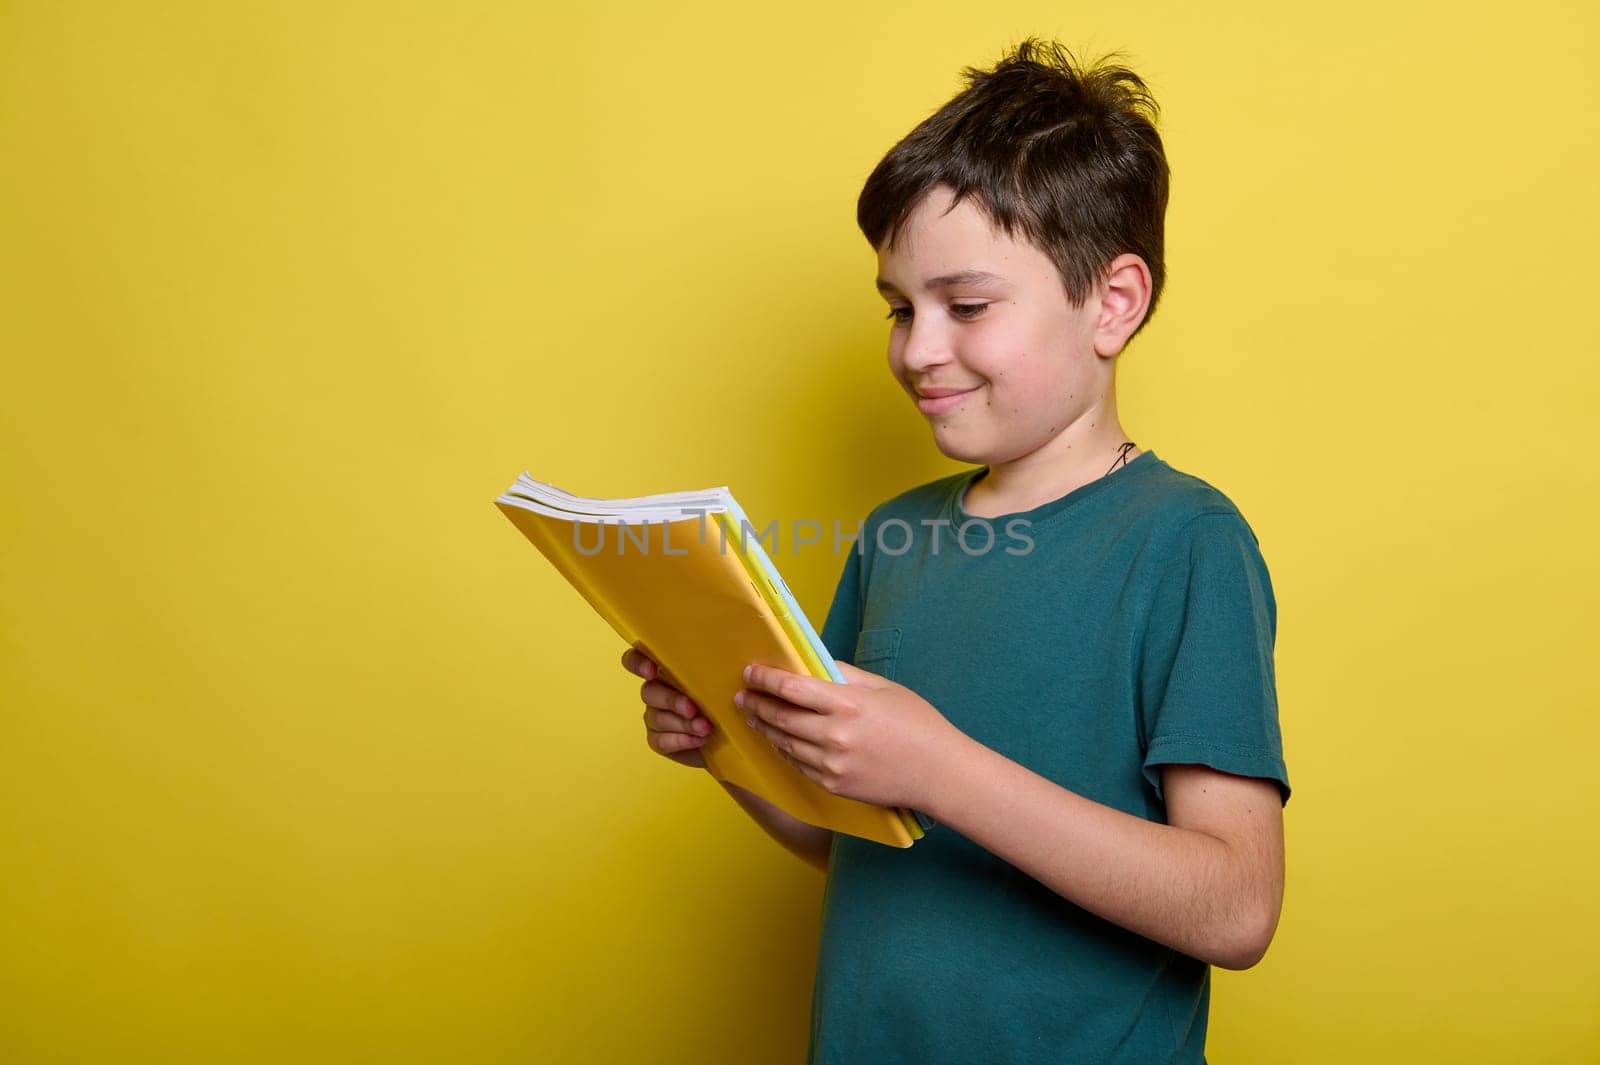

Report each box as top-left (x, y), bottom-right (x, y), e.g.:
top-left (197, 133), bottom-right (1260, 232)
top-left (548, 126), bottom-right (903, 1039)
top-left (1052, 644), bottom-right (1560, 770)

top-left (852, 627), bottom-right (902, 682)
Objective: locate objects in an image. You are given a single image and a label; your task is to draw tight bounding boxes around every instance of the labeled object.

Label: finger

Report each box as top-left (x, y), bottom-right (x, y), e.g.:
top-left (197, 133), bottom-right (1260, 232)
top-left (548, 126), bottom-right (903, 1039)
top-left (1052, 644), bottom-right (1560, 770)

top-left (738, 687), bottom-right (827, 745)
top-left (746, 713), bottom-right (828, 771)
top-left (742, 663), bottom-right (850, 715)
top-left (628, 648), bottom-right (661, 680)
top-left (789, 759), bottom-right (825, 789)
top-left (640, 679), bottom-right (700, 717)
top-left (621, 648), bottom-right (658, 680)
top-left (643, 706), bottom-right (713, 736)
top-left (648, 723), bottom-right (707, 754)
top-left (773, 746), bottom-right (826, 791)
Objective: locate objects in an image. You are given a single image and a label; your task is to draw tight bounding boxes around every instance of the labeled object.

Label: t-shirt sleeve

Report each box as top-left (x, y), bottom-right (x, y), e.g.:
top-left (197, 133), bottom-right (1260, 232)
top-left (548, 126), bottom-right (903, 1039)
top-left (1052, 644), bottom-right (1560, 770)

top-left (1139, 510), bottom-right (1291, 807)
top-left (818, 546), bottom-right (864, 666)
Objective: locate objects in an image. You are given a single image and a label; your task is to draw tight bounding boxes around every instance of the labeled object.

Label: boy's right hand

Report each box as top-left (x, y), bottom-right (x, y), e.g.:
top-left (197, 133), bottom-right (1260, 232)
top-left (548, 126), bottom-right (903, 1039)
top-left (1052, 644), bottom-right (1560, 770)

top-left (622, 648), bottom-right (713, 770)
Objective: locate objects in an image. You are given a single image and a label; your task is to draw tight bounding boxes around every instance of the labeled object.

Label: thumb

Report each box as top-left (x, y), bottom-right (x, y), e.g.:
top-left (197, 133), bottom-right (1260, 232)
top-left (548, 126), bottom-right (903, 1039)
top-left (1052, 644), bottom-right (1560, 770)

top-left (834, 660), bottom-right (889, 687)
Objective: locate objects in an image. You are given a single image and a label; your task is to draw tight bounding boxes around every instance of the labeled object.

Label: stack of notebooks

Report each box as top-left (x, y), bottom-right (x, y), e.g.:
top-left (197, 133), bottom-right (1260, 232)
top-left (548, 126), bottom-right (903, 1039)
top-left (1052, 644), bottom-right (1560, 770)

top-left (495, 473), bottom-right (929, 848)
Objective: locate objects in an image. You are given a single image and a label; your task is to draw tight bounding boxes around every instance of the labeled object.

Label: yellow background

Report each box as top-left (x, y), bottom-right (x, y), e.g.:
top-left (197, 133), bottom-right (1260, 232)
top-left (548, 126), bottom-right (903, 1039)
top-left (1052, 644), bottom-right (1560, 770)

top-left (3, 2), bottom-right (1597, 1061)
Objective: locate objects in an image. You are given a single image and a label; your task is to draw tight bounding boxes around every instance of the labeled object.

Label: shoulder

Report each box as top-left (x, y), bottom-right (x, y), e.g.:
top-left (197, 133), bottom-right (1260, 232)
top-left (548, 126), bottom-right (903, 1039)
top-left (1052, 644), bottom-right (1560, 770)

top-left (1128, 454), bottom-right (1264, 548)
top-left (1131, 457), bottom-right (1278, 622)
top-left (1117, 455), bottom-right (1276, 613)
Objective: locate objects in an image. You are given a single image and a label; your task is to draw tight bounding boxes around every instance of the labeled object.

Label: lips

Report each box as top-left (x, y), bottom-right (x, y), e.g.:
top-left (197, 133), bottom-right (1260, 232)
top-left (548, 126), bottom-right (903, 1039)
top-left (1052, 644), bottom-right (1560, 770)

top-left (914, 385), bottom-right (981, 415)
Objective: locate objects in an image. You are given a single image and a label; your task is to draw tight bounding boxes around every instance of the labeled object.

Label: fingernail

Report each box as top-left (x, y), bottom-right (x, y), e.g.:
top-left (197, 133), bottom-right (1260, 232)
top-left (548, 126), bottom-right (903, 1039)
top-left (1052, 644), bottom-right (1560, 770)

top-left (743, 664), bottom-right (753, 681)
top-left (733, 691), bottom-right (745, 708)
top-left (693, 718), bottom-right (710, 734)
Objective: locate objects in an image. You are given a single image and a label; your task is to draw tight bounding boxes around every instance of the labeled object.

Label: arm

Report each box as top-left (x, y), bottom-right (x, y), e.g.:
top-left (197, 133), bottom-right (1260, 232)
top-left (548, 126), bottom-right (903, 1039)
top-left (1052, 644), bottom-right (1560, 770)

top-left (923, 512), bottom-right (1287, 967)
top-left (924, 740), bottom-right (1284, 969)
top-left (717, 778), bottom-right (834, 874)
top-left (735, 660), bottom-right (1285, 965)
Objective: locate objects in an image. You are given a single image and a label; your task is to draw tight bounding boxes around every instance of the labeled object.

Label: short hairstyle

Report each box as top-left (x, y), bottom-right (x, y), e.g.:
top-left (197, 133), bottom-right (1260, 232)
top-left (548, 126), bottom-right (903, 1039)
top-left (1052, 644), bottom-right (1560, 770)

top-left (858, 39), bottom-right (1170, 338)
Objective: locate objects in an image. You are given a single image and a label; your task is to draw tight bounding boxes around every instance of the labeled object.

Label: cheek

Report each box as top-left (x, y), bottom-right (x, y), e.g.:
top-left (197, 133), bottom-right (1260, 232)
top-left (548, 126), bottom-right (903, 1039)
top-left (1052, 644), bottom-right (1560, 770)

top-left (887, 338), bottom-right (909, 379)
top-left (983, 357), bottom-right (1077, 419)
top-left (984, 355), bottom-right (1047, 394)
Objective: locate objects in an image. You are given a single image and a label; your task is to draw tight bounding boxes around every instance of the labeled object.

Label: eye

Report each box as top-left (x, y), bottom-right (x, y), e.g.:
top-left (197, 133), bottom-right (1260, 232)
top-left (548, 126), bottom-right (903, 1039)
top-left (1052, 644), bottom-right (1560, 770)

top-left (884, 302), bottom-right (989, 324)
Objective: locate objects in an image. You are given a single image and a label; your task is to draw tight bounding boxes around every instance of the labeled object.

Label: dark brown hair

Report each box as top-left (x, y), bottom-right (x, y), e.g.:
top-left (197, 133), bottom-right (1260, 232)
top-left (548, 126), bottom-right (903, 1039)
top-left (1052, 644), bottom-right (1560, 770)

top-left (858, 39), bottom-right (1170, 337)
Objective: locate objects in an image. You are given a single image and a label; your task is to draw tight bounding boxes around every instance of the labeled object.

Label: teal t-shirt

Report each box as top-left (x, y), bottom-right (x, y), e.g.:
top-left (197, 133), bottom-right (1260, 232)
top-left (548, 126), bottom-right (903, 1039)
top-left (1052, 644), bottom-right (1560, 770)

top-left (806, 449), bottom-right (1290, 1065)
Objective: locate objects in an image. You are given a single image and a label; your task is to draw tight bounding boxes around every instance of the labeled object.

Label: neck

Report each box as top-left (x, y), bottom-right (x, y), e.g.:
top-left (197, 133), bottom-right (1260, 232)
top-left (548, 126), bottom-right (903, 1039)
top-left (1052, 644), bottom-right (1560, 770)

top-left (963, 395), bottom-right (1140, 519)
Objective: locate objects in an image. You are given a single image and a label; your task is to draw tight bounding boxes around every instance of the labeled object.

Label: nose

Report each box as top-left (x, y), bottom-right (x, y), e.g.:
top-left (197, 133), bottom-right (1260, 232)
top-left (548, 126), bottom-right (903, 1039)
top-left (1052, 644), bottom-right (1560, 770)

top-left (898, 315), bottom-right (951, 375)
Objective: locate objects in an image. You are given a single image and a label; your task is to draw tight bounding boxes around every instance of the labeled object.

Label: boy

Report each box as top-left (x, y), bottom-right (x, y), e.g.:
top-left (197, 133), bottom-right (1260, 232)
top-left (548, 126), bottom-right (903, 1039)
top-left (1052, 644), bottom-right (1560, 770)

top-left (623, 38), bottom-right (1289, 1064)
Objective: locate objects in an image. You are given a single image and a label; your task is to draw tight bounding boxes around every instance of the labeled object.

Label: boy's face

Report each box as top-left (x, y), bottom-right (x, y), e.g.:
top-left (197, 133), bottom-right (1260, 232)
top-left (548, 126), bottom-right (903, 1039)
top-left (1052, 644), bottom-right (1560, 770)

top-left (874, 185), bottom-right (1125, 468)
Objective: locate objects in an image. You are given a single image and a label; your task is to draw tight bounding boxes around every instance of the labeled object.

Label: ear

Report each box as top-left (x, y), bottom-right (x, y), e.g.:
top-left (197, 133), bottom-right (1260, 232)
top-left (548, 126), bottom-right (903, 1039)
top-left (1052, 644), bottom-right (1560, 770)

top-left (1093, 253), bottom-right (1153, 357)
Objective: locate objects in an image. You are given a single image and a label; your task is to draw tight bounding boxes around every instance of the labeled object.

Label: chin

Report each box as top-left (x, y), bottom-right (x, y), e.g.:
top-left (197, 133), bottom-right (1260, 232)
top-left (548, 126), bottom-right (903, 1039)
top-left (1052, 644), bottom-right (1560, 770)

top-left (928, 426), bottom-right (994, 465)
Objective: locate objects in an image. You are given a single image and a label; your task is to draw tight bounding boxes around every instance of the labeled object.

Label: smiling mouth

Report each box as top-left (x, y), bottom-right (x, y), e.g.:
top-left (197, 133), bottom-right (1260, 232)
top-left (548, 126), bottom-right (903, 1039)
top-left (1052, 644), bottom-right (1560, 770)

top-left (915, 386), bottom-right (980, 415)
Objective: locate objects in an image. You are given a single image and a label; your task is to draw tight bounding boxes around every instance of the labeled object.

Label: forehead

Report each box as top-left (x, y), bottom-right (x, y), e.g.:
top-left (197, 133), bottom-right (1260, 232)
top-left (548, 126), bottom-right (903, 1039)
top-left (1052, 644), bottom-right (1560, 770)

top-left (875, 187), bottom-right (1053, 290)
top-left (887, 187), bottom-right (1007, 254)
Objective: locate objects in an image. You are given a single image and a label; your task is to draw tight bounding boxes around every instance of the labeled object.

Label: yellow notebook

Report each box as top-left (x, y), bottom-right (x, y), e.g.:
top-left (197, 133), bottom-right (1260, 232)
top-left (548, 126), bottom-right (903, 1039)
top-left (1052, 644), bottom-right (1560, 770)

top-left (495, 473), bottom-right (929, 848)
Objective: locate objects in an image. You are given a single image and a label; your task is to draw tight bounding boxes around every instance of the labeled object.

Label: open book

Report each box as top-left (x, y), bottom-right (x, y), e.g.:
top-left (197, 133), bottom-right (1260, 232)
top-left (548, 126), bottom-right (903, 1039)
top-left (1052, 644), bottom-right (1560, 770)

top-left (495, 474), bottom-right (929, 848)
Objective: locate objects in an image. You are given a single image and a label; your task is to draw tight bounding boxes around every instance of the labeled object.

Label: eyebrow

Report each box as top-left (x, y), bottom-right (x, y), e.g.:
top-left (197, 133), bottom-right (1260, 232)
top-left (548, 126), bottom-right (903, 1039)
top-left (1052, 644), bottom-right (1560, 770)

top-left (875, 269), bottom-right (1010, 294)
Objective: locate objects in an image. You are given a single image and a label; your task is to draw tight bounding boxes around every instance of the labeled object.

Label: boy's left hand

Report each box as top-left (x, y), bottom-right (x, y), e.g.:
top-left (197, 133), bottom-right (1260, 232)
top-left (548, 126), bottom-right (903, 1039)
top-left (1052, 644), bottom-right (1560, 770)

top-left (735, 659), bottom-right (963, 811)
